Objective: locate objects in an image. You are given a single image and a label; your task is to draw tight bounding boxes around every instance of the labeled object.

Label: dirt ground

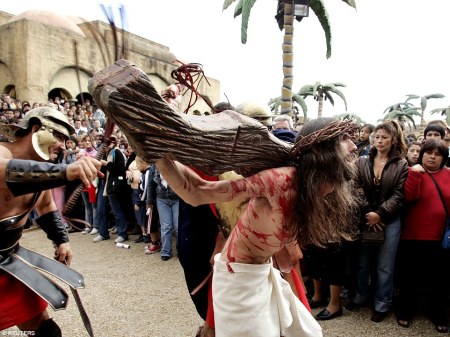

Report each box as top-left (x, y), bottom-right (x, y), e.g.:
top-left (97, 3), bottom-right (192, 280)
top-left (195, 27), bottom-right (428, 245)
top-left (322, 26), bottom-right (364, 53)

top-left (3, 228), bottom-right (447, 337)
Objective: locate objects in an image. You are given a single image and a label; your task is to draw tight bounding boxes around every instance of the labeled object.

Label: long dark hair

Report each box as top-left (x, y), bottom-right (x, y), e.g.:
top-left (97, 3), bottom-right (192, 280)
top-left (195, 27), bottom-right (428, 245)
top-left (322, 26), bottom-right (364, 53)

top-left (418, 139), bottom-right (449, 169)
top-left (370, 121), bottom-right (407, 158)
top-left (290, 118), bottom-right (358, 246)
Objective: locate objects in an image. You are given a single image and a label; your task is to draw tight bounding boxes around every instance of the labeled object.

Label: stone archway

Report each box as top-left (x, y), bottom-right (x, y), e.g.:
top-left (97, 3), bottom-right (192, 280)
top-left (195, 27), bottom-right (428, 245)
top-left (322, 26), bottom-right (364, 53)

top-left (49, 67), bottom-right (92, 101)
top-left (0, 61), bottom-right (14, 97)
top-left (76, 92), bottom-right (93, 105)
top-left (3, 84), bottom-right (15, 97)
top-left (48, 87), bottom-right (72, 101)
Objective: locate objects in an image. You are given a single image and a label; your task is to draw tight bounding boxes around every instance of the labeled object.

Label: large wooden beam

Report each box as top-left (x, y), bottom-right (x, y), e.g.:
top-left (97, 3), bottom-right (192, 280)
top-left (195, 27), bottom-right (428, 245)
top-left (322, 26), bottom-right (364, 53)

top-left (88, 59), bottom-right (292, 177)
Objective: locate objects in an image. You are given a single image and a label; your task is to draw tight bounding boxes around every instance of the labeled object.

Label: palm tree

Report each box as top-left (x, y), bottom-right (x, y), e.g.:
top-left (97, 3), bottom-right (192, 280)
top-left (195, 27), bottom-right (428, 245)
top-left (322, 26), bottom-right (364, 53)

top-left (335, 112), bottom-right (364, 125)
top-left (381, 105), bottom-right (421, 133)
top-left (430, 106), bottom-right (450, 126)
top-left (222, 0), bottom-right (357, 115)
top-left (299, 81), bottom-right (347, 118)
top-left (268, 92), bottom-right (308, 121)
top-left (405, 93), bottom-right (445, 126)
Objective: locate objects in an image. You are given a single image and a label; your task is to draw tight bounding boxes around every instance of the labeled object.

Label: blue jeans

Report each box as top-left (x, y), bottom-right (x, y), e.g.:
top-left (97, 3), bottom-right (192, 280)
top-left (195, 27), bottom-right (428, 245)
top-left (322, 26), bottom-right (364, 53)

top-left (157, 198), bottom-right (179, 258)
top-left (131, 189), bottom-right (146, 227)
top-left (353, 217), bottom-right (401, 312)
top-left (97, 180), bottom-right (109, 238)
top-left (81, 191), bottom-right (97, 228)
top-left (108, 194), bottom-right (128, 240)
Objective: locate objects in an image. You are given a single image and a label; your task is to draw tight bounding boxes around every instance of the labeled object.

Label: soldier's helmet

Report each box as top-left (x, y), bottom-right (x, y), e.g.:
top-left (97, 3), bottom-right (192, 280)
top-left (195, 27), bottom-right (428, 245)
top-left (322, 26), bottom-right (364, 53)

top-left (19, 107), bottom-right (75, 138)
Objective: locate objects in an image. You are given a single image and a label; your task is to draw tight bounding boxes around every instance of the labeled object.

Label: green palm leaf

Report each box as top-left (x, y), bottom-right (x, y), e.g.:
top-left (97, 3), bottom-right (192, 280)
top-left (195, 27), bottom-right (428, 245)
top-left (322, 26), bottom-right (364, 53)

top-left (335, 112), bottom-right (363, 124)
top-left (430, 106), bottom-right (450, 126)
top-left (341, 0), bottom-right (357, 9)
top-left (222, 0), bottom-right (238, 10)
top-left (310, 0), bottom-right (332, 58)
top-left (331, 87), bottom-right (348, 110)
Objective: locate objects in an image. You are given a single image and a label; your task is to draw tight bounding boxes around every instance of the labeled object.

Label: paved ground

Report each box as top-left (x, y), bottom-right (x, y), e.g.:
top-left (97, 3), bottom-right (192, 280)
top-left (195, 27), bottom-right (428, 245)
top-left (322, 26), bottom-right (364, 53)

top-left (3, 228), bottom-right (448, 336)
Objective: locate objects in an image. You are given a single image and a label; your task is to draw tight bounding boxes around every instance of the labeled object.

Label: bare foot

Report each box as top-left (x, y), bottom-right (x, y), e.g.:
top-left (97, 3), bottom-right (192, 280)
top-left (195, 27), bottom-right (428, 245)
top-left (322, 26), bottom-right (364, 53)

top-left (196, 324), bottom-right (215, 337)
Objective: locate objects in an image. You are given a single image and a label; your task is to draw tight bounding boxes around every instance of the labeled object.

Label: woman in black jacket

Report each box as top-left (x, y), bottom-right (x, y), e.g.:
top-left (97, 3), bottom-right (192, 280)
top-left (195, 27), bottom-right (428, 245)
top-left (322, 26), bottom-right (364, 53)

top-left (346, 121), bottom-right (408, 323)
top-left (102, 135), bottom-right (129, 243)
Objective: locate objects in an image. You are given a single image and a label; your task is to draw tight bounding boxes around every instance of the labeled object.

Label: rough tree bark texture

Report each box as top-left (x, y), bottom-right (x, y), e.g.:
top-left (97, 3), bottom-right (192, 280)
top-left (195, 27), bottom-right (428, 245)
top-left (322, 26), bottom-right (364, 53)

top-left (88, 59), bottom-right (292, 177)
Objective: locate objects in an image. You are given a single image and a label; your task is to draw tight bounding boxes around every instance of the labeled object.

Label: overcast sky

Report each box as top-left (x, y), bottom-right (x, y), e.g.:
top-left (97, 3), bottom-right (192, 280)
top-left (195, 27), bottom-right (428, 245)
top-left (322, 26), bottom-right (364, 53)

top-left (2, 0), bottom-right (450, 125)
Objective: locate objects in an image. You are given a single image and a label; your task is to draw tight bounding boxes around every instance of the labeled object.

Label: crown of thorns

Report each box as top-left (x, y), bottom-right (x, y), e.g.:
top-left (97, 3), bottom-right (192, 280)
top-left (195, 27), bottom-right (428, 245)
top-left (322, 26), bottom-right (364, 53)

top-left (290, 120), bottom-right (358, 160)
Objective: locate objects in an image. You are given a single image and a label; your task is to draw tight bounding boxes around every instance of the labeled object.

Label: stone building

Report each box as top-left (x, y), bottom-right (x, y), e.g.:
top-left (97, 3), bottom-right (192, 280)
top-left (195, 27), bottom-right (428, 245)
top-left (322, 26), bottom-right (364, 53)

top-left (0, 9), bottom-right (220, 114)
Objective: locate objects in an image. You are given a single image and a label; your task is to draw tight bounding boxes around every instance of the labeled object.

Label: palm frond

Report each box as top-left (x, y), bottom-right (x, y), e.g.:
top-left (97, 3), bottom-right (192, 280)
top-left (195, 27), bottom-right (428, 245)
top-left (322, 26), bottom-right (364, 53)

top-left (312, 81), bottom-right (321, 96)
top-left (331, 87), bottom-right (348, 110)
top-left (403, 115), bottom-right (417, 129)
top-left (331, 82), bottom-right (346, 88)
top-left (335, 113), bottom-right (363, 124)
top-left (223, 0), bottom-right (238, 11)
top-left (268, 96), bottom-right (281, 113)
top-left (324, 91), bottom-right (335, 106)
top-left (298, 85), bottom-right (314, 95)
top-left (430, 107), bottom-right (450, 116)
top-left (233, 0), bottom-right (244, 17)
top-left (341, 0), bottom-right (357, 9)
top-left (402, 107), bottom-right (421, 116)
top-left (425, 93), bottom-right (445, 99)
top-left (229, 0), bottom-right (257, 44)
top-left (383, 102), bottom-right (413, 114)
top-left (292, 93), bottom-right (308, 116)
top-left (310, 0), bottom-right (332, 58)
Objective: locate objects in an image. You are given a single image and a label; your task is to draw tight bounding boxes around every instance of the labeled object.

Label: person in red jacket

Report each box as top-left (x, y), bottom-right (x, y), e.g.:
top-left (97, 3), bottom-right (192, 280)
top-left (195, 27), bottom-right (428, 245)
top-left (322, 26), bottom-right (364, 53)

top-left (395, 138), bottom-right (449, 333)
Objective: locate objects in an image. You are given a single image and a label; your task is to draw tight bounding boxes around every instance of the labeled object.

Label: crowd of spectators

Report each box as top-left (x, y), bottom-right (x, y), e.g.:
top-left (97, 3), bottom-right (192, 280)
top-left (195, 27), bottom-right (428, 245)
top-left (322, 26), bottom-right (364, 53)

top-left (302, 120), bottom-right (450, 334)
top-left (1, 91), bottom-right (449, 334)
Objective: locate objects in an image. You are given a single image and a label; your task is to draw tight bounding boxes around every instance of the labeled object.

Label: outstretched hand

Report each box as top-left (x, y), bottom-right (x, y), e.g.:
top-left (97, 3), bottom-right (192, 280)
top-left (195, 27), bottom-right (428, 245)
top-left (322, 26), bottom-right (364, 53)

top-left (66, 156), bottom-right (104, 187)
top-left (55, 242), bottom-right (73, 265)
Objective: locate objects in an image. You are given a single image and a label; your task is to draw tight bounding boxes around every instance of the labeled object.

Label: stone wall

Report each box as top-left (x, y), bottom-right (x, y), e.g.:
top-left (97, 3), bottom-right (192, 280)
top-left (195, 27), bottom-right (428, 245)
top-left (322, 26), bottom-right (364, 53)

top-left (0, 10), bottom-right (220, 114)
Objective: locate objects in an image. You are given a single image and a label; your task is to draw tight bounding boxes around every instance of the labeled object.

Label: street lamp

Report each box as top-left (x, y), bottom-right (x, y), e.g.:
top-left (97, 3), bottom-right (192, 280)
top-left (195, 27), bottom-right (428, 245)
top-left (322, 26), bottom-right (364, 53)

top-left (276, 0), bottom-right (310, 29)
top-left (294, 0), bottom-right (309, 18)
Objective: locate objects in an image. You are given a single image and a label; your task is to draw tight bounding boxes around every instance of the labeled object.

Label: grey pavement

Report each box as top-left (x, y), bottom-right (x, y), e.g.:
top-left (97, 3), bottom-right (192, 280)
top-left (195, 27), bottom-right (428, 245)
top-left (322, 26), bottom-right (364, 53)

top-left (3, 228), bottom-right (447, 337)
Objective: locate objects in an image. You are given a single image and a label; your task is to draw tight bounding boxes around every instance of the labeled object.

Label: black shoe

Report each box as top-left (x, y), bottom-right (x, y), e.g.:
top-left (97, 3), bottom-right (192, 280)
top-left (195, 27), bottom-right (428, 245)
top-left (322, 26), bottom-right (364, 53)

top-left (161, 256), bottom-right (172, 261)
top-left (308, 299), bottom-right (328, 309)
top-left (143, 235), bottom-right (151, 243)
top-left (370, 310), bottom-right (388, 323)
top-left (346, 301), bottom-right (364, 312)
top-left (315, 308), bottom-right (343, 321)
top-left (134, 235), bottom-right (144, 243)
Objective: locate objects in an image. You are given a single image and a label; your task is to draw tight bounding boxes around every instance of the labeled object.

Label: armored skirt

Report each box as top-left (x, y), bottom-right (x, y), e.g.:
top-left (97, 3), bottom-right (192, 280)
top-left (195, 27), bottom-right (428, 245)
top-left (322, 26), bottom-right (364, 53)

top-left (0, 272), bottom-right (48, 330)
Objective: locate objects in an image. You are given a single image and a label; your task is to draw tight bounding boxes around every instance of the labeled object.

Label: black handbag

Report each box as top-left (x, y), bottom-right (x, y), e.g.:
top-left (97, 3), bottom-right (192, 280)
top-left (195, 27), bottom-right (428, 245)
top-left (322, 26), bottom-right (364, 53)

top-left (106, 175), bottom-right (126, 195)
top-left (360, 225), bottom-right (385, 245)
top-left (359, 164), bottom-right (385, 246)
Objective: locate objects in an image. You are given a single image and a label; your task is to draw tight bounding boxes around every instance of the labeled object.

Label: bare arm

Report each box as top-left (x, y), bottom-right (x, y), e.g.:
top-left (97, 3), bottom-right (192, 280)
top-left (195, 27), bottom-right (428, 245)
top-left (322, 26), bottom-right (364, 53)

top-left (155, 155), bottom-right (229, 206)
top-left (156, 155), bottom-right (293, 207)
top-left (35, 189), bottom-right (58, 216)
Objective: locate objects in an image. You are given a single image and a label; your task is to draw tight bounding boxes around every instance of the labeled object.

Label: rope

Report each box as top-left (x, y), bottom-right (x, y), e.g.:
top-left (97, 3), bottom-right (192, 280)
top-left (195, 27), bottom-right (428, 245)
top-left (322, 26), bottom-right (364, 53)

top-left (169, 60), bottom-right (214, 113)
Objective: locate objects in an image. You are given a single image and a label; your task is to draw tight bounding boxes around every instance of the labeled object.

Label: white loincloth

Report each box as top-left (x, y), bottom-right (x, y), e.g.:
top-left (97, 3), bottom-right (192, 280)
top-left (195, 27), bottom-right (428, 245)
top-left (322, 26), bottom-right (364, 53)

top-left (213, 253), bottom-right (323, 337)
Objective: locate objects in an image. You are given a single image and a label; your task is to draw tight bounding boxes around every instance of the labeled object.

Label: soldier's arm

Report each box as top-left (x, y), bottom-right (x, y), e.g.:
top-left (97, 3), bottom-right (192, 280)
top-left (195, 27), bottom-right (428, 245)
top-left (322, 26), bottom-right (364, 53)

top-left (3, 156), bottom-right (102, 197)
top-left (35, 190), bottom-right (73, 264)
